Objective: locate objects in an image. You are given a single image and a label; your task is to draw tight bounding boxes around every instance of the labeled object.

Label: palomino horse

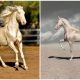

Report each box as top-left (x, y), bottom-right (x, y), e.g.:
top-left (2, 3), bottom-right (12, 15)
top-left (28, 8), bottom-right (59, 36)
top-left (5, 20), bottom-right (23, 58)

top-left (55, 16), bottom-right (80, 60)
top-left (0, 6), bottom-right (28, 70)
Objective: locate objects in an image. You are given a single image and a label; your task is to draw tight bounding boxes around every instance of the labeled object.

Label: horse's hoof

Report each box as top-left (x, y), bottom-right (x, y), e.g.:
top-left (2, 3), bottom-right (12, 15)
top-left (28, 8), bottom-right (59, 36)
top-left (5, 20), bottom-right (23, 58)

top-left (24, 66), bottom-right (28, 70)
top-left (69, 56), bottom-right (73, 61)
top-left (69, 57), bottom-right (73, 61)
top-left (14, 66), bottom-right (19, 71)
top-left (69, 58), bottom-right (72, 61)
top-left (3, 65), bottom-right (7, 68)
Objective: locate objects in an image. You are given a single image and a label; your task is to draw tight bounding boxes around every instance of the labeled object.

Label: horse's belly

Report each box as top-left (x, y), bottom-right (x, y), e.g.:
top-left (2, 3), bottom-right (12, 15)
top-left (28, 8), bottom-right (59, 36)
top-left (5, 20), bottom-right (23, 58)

top-left (74, 34), bottom-right (80, 41)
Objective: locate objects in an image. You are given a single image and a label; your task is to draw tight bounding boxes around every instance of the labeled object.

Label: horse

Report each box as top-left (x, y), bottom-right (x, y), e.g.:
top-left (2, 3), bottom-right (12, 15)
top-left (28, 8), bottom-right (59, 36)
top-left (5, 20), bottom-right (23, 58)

top-left (0, 5), bottom-right (28, 70)
top-left (55, 16), bottom-right (80, 60)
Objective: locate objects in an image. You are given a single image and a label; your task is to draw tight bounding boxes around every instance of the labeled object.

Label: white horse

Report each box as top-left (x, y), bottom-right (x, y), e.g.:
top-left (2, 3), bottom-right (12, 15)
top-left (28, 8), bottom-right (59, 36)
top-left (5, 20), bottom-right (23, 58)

top-left (0, 6), bottom-right (28, 70)
top-left (55, 16), bottom-right (80, 60)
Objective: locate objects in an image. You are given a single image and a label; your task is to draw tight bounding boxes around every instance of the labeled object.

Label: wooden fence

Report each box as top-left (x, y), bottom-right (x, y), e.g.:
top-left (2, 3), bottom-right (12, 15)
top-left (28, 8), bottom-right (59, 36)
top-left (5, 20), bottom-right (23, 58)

top-left (20, 29), bottom-right (40, 44)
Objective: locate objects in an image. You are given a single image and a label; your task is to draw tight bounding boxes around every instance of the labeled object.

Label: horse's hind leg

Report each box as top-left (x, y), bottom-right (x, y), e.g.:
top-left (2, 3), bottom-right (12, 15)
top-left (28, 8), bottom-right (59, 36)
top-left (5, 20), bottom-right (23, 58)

top-left (0, 56), bottom-right (7, 67)
top-left (68, 40), bottom-right (73, 60)
top-left (9, 42), bottom-right (19, 69)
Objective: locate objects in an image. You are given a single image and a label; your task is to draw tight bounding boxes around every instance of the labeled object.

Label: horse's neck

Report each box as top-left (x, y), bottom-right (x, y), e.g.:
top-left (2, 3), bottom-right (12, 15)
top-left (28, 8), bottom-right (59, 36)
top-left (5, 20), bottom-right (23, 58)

top-left (4, 12), bottom-right (19, 31)
top-left (63, 23), bottom-right (72, 32)
top-left (63, 22), bottom-right (79, 34)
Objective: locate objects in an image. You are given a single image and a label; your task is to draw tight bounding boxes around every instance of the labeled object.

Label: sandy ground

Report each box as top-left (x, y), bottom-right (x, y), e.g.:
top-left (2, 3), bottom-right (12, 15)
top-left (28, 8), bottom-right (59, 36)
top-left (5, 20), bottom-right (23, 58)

top-left (41, 42), bottom-right (80, 79)
top-left (0, 45), bottom-right (39, 79)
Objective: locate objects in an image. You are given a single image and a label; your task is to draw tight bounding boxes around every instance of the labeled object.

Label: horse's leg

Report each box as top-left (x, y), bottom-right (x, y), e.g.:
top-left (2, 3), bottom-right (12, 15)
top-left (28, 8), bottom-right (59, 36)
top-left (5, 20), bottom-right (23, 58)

top-left (68, 40), bottom-right (73, 60)
top-left (59, 39), bottom-right (65, 50)
top-left (59, 33), bottom-right (67, 50)
top-left (17, 41), bottom-right (28, 70)
top-left (0, 56), bottom-right (7, 67)
top-left (8, 42), bottom-right (19, 68)
top-left (16, 31), bottom-right (28, 70)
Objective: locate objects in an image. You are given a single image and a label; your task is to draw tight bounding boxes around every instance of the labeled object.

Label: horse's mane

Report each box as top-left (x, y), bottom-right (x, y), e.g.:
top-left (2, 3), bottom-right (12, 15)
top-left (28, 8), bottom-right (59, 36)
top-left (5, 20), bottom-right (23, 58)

top-left (0, 6), bottom-right (12, 17)
top-left (62, 18), bottom-right (80, 31)
top-left (61, 18), bottom-right (70, 25)
top-left (0, 6), bottom-right (23, 18)
top-left (0, 5), bottom-right (24, 27)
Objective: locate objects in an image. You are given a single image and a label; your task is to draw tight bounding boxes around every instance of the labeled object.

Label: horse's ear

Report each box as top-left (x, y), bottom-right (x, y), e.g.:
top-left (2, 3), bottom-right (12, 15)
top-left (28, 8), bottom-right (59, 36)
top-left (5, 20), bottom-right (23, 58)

top-left (14, 5), bottom-right (23, 9)
top-left (58, 16), bottom-right (61, 19)
top-left (9, 6), bottom-right (17, 12)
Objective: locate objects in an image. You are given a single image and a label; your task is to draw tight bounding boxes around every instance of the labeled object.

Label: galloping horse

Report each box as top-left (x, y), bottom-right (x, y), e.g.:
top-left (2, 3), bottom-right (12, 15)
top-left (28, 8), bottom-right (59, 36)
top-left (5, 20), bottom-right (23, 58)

top-left (0, 6), bottom-right (28, 70)
top-left (55, 16), bottom-right (80, 60)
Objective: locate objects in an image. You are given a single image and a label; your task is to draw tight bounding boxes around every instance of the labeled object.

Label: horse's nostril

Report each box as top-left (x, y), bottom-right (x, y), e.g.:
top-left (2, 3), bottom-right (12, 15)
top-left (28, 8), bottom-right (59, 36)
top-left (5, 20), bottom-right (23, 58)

top-left (22, 21), bottom-right (26, 25)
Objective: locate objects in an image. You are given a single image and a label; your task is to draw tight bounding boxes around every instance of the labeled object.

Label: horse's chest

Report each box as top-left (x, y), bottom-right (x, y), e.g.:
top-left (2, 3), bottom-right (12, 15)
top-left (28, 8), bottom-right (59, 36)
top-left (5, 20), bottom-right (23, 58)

top-left (9, 31), bottom-right (17, 37)
top-left (6, 30), bottom-right (17, 41)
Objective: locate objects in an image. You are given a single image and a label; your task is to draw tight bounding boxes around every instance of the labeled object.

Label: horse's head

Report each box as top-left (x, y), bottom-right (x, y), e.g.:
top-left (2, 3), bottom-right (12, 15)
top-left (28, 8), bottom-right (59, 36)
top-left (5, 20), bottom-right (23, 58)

top-left (15, 6), bottom-right (27, 25)
top-left (55, 16), bottom-right (64, 30)
top-left (1, 6), bottom-right (27, 25)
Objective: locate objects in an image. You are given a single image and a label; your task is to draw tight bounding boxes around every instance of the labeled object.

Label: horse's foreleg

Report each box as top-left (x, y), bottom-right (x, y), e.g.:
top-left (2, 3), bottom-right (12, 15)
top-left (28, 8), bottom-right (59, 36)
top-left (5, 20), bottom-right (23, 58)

top-left (18, 42), bottom-right (28, 70)
top-left (68, 40), bottom-right (73, 60)
top-left (9, 42), bottom-right (19, 68)
top-left (0, 56), bottom-right (7, 67)
top-left (68, 41), bottom-right (73, 53)
top-left (59, 39), bottom-right (65, 50)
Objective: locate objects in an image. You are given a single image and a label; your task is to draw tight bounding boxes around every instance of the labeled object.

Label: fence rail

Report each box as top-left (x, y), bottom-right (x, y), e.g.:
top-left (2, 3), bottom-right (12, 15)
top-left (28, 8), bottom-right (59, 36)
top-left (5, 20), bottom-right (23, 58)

top-left (20, 29), bottom-right (40, 31)
top-left (20, 29), bottom-right (40, 44)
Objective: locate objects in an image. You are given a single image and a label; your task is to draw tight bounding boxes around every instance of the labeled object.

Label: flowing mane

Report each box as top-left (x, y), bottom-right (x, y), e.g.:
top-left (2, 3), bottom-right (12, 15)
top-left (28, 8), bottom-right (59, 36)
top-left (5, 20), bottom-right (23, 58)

top-left (0, 6), bottom-right (13, 17)
top-left (0, 6), bottom-right (16, 25)
top-left (61, 18), bottom-right (80, 32)
top-left (61, 18), bottom-right (70, 25)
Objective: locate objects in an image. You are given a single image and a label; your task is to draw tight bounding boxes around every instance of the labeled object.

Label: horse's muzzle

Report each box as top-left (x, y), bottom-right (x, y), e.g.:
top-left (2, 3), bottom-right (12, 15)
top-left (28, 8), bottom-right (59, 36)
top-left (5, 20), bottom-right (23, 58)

top-left (22, 21), bottom-right (27, 25)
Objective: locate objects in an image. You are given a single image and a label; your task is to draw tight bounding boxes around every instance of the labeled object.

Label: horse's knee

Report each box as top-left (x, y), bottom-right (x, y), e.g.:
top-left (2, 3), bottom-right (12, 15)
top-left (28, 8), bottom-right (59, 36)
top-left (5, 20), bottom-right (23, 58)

top-left (15, 40), bottom-right (22, 45)
top-left (21, 53), bottom-right (24, 59)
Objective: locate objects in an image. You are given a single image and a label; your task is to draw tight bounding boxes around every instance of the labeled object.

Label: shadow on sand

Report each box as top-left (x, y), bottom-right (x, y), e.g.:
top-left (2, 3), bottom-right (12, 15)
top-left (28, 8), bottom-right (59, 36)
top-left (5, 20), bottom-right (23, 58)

top-left (48, 56), bottom-right (80, 60)
top-left (0, 62), bottom-right (25, 70)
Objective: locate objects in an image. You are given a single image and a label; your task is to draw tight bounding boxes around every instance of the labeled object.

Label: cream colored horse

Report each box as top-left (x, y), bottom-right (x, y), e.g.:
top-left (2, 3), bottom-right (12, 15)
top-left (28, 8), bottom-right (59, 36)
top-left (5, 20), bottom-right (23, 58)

top-left (0, 6), bottom-right (28, 70)
top-left (55, 16), bottom-right (80, 60)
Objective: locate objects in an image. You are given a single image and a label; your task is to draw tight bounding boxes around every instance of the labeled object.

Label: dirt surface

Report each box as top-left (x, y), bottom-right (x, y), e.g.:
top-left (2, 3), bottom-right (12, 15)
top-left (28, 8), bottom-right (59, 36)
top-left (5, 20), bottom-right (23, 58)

top-left (41, 42), bottom-right (80, 79)
top-left (0, 45), bottom-right (39, 79)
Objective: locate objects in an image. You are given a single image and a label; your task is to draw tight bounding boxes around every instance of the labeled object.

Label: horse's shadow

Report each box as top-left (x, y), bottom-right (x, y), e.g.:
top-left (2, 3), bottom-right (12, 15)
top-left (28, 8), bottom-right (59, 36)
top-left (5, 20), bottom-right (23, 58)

top-left (48, 56), bottom-right (80, 60)
top-left (0, 62), bottom-right (25, 70)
